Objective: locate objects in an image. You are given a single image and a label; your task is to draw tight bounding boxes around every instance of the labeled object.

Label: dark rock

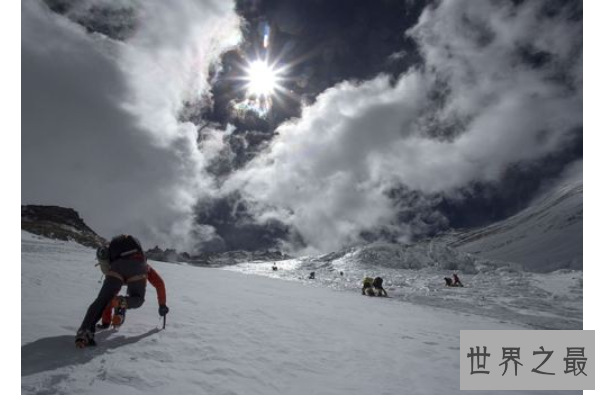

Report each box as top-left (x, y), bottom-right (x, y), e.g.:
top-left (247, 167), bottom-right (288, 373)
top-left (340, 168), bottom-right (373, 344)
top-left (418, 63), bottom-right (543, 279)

top-left (21, 205), bottom-right (106, 248)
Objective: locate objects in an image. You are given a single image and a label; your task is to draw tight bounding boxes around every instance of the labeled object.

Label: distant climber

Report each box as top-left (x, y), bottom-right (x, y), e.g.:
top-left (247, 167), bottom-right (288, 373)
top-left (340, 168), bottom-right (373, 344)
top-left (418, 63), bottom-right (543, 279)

top-left (272, 263), bottom-right (278, 271)
top-left (362, 277), bottom-right (375, 296)
top-left (444, 273), bottom-right (464, 287)
top-left (452, 273), bottom-right (464, 287)
top-left (362, 276), bottom-right (388, 297)
top-left (308, 271), bottom-right (315, 279)
top-left (373, 276), bottom-right (388, 297)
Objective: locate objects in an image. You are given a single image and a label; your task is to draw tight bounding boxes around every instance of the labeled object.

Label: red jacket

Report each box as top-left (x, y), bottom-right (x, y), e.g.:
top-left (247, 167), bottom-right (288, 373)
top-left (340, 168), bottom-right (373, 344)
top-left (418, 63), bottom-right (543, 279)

top-left (147, 265), bottom-right (167, 305)
top-left (101, 264), bottom-right (166, 324)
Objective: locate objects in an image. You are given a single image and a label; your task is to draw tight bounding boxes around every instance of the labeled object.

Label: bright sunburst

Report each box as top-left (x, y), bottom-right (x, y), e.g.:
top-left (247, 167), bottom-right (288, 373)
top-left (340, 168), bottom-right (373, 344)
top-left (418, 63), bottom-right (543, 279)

top-left (245, 60), bottom-right (281, 97)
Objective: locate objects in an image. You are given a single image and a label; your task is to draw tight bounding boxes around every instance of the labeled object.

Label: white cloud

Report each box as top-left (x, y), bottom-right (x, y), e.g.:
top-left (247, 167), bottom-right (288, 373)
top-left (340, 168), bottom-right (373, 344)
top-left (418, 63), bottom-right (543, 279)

top-left (118, 0), bottom-right (241, 145)
top-left (21, 0), bottom-right (241, 251)
top-left (225, 0), bottom-right (582, 253)
top-left (22, 0), bottom-right (581, 254)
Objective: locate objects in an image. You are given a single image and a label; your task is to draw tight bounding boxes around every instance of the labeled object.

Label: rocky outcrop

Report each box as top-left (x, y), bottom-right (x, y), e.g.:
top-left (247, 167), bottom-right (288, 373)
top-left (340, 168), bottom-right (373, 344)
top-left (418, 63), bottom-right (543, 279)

top-left (21, 205), bottom-right (106, 248)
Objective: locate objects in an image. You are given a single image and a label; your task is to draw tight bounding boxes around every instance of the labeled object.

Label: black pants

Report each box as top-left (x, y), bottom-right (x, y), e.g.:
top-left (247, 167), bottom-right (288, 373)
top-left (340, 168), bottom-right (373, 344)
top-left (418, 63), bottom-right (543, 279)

top-left (78, 259), bottom-right (147, 333)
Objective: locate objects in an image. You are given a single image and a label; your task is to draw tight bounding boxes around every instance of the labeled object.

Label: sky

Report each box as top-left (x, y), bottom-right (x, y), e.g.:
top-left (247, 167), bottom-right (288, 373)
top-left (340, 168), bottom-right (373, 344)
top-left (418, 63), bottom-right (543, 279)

top-left (22, 0), bottom-right (582, 254)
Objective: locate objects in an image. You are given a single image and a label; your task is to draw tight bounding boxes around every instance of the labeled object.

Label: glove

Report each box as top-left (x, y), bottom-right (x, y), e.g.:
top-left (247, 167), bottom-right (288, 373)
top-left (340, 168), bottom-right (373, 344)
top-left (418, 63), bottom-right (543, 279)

top-left (159, 305), bottom-right (169, 317)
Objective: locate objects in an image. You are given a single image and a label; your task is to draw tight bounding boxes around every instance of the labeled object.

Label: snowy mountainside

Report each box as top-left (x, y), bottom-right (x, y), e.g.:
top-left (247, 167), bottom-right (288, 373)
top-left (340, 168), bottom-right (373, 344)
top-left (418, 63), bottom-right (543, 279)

top-left (21, 231), bottom-right (580, 395)
top-left (227, 241), bottom-right (582, 330)
top-left (310, 241), bottom-right (485, 273)
top-left (448, 177), bottom-right (583, 272)
top-left (145, 245), bottom-right (290, 266)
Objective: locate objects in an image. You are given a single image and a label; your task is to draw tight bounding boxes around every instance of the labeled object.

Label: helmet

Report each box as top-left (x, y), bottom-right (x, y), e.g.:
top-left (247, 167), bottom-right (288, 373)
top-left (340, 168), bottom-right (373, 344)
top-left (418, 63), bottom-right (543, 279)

top-left (96, 246), bottom-right (109, 261)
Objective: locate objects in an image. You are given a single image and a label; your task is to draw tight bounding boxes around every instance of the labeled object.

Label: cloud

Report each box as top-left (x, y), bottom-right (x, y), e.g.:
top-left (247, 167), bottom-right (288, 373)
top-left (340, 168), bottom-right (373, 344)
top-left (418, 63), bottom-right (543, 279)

top-left (22, 0), bottom-right (241, 251)
top-left (224, 0), bottom-right (582, 253)
top-left (22, 0), bottom-right (582, 255)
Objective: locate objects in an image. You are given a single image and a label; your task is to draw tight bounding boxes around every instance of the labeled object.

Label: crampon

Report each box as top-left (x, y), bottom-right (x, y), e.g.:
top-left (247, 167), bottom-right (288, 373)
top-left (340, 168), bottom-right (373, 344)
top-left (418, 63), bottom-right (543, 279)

top-left (111, 296), bottom-right (127, 328)
top-left (75, 329), bottom-right (96, 349)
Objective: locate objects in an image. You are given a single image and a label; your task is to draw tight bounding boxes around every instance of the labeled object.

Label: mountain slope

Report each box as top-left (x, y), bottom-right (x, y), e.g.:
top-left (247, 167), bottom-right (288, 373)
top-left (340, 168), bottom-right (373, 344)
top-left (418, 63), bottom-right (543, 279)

top-left (21, 231), bottom-right (578, 395)
top-left (449, 177), bottom-right (582, 272)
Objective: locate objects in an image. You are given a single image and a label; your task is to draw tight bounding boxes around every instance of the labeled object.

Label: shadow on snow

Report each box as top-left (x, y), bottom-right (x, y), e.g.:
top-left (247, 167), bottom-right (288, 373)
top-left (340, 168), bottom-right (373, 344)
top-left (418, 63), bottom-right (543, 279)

top-left (22, 328), bottom-right (160, 377)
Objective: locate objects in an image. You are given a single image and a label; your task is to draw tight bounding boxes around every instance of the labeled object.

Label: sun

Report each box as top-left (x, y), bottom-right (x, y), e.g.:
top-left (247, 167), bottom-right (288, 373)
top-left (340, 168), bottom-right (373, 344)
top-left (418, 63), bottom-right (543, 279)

top-left (245, 60), bottom-right (281, 97)
top-left (234, 58), bottom-right (289, 117)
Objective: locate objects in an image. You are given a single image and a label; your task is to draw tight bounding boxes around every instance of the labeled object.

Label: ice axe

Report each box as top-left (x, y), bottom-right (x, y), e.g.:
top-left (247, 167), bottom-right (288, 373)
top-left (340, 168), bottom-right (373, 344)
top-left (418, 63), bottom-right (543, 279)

top-left (158, 305), bottom-right (169, 329)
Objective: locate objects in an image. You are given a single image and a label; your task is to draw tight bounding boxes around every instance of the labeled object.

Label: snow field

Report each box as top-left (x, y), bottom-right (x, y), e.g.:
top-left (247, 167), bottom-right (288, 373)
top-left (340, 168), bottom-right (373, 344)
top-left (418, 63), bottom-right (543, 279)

top-left (22, 233), bottom-right (580, 394)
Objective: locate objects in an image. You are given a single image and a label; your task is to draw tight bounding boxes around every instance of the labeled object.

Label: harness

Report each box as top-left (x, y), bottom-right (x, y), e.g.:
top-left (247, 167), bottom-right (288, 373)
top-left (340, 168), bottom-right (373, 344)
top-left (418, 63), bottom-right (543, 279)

top-left (105, 251), bottom-right (148, 284)
top-left (106, 271), bottom-right (148, 283)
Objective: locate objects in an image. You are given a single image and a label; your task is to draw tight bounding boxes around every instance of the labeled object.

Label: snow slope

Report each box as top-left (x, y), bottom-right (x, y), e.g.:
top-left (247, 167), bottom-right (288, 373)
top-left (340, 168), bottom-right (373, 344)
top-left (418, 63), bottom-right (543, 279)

top-left (227, 246), bottom-right (583, 331)
top-left (449, 176), bottom-right (583, 272)
top-left (22, 232), bottom-right (580, 394)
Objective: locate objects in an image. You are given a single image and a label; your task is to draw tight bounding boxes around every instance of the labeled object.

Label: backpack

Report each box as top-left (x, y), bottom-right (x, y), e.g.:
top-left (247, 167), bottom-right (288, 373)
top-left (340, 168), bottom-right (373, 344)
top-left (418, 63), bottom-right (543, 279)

top-left (108, 234), bottom-right (144, 262)
top-left (96, 246), bottom-right (110, 274)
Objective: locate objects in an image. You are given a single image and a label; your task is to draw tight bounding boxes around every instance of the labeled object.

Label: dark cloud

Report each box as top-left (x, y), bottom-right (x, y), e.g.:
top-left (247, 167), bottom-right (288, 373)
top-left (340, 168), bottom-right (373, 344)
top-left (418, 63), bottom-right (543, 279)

top-left (42, 0), bottom-right (136, 41)
top-left (434, 133), bottom-right (582, 229)
top-left (202, 0), bottom-right (427, 130)
top-left (194, 191), bottom-right (302, 252)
